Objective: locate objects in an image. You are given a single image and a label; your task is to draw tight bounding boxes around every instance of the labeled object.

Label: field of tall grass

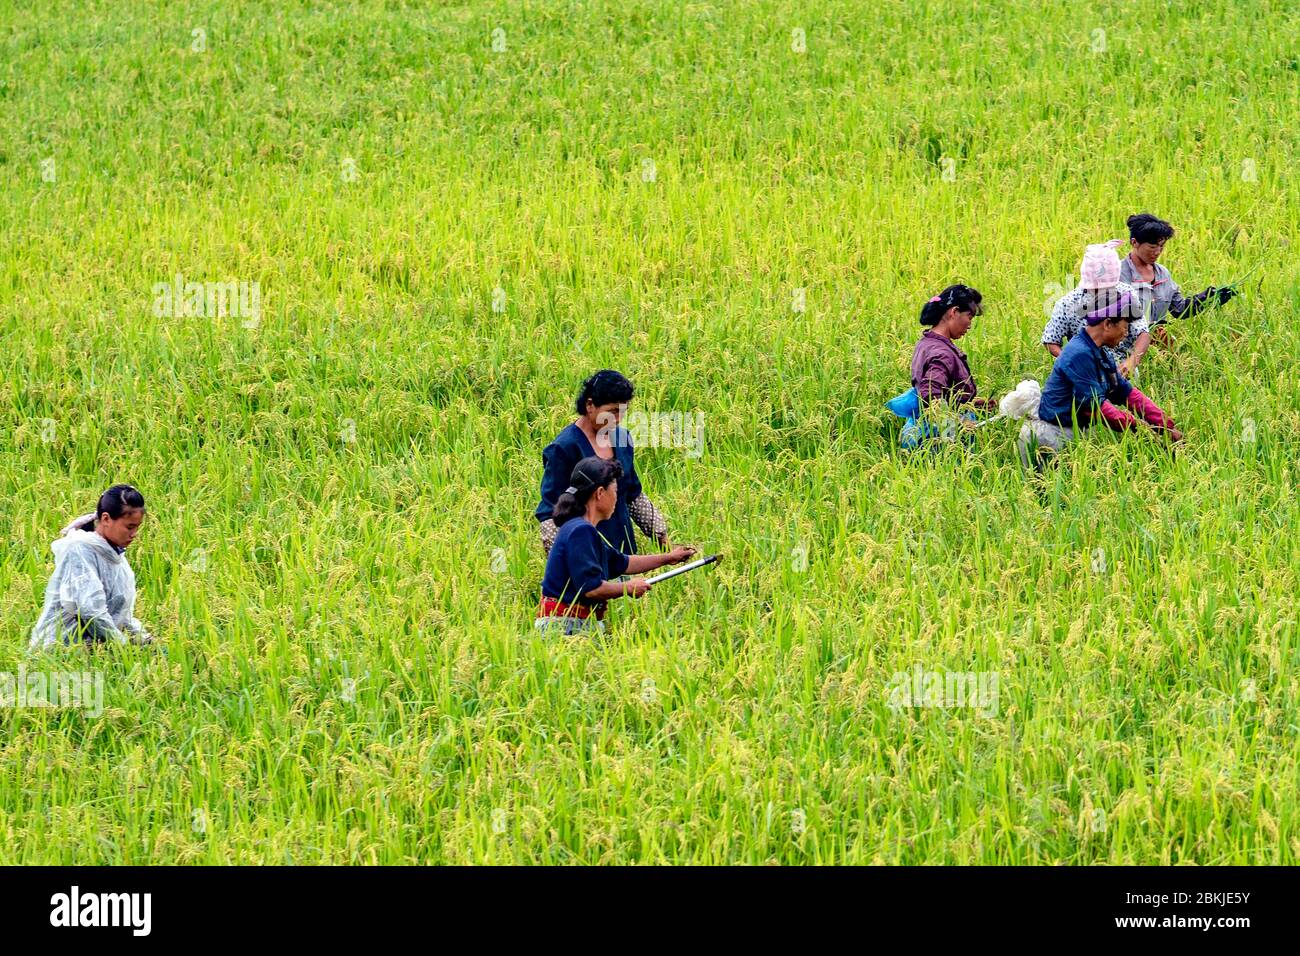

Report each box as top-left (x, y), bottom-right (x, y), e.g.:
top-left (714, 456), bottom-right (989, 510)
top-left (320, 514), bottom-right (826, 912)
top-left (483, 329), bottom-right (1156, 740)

top-left (1, 0), bottom-right (1297, 863)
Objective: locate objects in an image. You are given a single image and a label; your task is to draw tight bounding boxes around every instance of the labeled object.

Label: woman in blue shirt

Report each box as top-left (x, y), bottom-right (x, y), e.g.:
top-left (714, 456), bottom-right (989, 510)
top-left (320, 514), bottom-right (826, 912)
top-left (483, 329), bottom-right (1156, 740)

top-left (537, 457), bottom-right (696, 635)
top-left (536, 370), bottom-right (671, 555)
top-left (1018, 310), bottom-right (1181, 468)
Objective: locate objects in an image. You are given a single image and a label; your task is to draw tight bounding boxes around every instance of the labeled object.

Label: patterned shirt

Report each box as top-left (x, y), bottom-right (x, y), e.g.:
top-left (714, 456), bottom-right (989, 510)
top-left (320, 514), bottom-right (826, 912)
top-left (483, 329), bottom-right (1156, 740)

top-left (1041, 284), bottom-right (1148, 361)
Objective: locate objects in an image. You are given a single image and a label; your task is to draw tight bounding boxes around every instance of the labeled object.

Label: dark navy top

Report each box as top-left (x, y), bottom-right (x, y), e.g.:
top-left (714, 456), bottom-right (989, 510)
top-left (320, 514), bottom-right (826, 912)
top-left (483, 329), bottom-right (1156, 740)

top-left (540, 519), bottom-right (630, 608)
top-left (1037, 329), bottom-right (1134, 428)
top-left (536, 422), bottom-right (643, 554)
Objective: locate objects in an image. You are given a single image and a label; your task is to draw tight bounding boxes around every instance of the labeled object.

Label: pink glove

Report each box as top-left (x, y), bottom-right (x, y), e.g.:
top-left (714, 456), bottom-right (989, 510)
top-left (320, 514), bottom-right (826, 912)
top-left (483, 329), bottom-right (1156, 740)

top-left (1124, 387), bottom-right (1173, 429)
top-left (1099, 400), bottom-right (1139, 431)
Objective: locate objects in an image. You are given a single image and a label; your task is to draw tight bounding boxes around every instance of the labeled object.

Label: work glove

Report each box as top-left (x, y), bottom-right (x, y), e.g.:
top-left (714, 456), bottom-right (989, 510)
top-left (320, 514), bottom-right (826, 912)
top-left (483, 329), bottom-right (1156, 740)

top-left (1124, 387), bottom-right (1173, 430)
top-left (1216, 286), bottom-right (1238, 305)
top-left (1174, 286), bottom-right (1219, 317)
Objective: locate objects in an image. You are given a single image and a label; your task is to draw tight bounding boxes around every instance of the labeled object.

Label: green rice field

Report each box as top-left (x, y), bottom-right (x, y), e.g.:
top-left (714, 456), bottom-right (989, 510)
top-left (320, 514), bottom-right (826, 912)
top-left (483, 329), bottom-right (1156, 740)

top-left (0, 0), bottom-right (1298, 863)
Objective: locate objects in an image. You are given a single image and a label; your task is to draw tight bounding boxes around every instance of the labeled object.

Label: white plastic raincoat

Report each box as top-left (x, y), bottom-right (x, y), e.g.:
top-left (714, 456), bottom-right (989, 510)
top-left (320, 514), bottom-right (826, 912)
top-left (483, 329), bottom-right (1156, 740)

top-left (30, 521), bottom-right (148, 649)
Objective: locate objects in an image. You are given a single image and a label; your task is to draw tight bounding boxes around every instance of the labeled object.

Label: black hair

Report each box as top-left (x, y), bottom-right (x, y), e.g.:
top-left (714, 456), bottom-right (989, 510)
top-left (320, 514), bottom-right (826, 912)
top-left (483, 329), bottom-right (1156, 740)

top-left (1127, 213), bottom-right (1175, 245)
top-left (80, 484), bottom-right (146, 530)
top-left (575, 369), bottom-right (634, 415)
top-left (552, 456), bottom-right (624, 528)
top-left (919, 284), bottom-right (983, 326)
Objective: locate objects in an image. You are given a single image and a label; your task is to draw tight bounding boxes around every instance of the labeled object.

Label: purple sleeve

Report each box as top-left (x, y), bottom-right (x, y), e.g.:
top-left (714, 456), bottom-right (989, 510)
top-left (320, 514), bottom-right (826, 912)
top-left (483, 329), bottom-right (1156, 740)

top-left (912, 338), bottom-right (955, 402)
top-left (916, 357), bottom-right (953, 402)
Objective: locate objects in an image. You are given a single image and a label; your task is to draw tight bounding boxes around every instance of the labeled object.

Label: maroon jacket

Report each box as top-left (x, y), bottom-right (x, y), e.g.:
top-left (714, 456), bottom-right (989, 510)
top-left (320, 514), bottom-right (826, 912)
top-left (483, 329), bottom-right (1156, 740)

top-left (911, 330), bottom-right (978, 405)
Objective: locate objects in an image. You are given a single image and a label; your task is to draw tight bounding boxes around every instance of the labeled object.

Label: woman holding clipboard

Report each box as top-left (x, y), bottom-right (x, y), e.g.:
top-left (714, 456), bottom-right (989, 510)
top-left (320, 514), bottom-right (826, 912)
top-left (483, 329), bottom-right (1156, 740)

top-left (536, 457), bottom-right (699, 635)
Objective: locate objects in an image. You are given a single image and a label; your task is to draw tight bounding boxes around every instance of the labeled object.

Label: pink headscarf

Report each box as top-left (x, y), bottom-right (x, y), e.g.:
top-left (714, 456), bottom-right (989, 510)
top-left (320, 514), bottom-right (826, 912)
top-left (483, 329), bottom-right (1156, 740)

top-left (1079, 239), bottom-right (1124, 290)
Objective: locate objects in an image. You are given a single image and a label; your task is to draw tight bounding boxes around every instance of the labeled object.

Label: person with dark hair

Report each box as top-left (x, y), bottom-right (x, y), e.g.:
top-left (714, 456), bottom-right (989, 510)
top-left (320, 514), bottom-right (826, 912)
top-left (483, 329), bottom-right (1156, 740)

top-left (1042, 240), bottom-right (1151, 377)
top-left (31, 484), bottom-right (153, 649)
top-left (536, 457), bottom-right (696, 635)
top-left (913, 284), bottom-right (996, 409)
top-left (1018, 309), bottom-right (1181, 467)
top-left (887, 285), bottom-right (996, 449)
top-left (1120, 213), bottom-right (1236, 345)
top-left (536, 370), bottom-right (671, 555)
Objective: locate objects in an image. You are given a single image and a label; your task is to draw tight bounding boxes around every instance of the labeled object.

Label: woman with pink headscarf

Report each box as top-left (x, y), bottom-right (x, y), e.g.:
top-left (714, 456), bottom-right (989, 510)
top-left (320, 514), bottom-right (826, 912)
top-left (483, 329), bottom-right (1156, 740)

top-left (1041, 240), bottom-right (1151, 378)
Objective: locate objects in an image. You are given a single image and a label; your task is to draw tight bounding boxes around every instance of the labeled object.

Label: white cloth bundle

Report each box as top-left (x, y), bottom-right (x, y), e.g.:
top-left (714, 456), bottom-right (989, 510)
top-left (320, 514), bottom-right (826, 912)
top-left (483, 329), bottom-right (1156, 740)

top-left (998, 380), bottom-right (1042, 421)
top-left (971, 380), bottom-right (1042, 429)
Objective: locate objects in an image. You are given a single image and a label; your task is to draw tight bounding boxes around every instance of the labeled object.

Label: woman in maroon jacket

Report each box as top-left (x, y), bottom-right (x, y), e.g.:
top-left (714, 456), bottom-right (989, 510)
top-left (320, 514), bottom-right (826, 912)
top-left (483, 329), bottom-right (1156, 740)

top-left (911, 284), bottom-right (995, 408)
top-left (898, 284), bottom-right (996, 448)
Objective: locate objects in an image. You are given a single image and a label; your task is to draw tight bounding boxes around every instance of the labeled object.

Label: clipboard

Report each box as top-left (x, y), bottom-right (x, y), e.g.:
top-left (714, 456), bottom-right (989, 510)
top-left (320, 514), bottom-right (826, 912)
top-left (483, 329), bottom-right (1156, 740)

top-left (645, 553), bottom-right (723, 585)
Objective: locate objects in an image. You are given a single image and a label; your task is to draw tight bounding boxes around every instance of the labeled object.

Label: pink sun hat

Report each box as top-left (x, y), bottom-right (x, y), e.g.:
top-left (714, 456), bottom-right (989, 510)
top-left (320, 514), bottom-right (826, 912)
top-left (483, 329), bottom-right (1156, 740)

top-left (1079, 238), bottom-right (1125, 290)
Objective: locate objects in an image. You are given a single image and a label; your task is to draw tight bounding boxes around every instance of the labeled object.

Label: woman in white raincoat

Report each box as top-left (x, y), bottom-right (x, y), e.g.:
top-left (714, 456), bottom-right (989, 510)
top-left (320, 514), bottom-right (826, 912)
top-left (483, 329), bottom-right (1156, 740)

top-left (30, 484), bottom-right (153, 649)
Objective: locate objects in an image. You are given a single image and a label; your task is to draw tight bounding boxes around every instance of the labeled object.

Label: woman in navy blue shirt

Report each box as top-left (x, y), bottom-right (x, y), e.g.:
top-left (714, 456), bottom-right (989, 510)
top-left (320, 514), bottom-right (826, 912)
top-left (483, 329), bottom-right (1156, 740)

top-left (536, 370), bottom-right (670, 555)
top-left (1018, 310), bottom-right (1181, 468)
top-left (537, 457), bottom-right (696, 635)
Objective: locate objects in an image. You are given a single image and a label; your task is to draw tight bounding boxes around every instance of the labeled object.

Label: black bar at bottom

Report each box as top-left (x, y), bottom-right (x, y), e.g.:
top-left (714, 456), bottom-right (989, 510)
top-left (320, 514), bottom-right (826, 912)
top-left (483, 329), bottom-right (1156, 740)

top-left (0, 865), bottom-right (1283, 943)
